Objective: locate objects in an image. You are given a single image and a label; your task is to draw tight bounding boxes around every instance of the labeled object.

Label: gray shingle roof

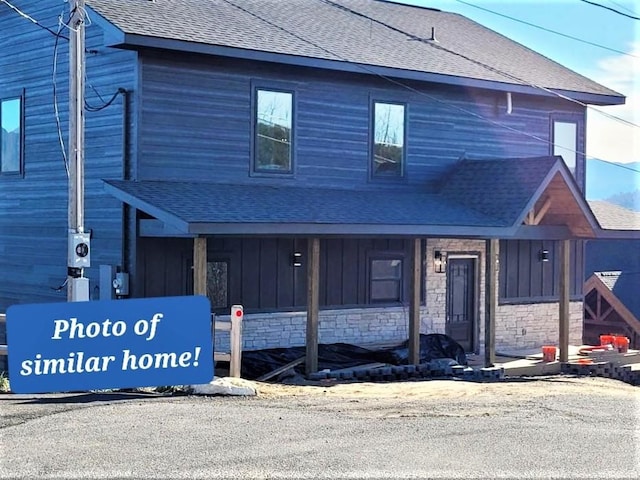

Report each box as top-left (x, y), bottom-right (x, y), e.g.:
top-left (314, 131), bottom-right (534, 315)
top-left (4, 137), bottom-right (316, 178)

top-left (104, 179), bottom-right (502, 233)
top-left (440, 156), bottom-right (558, 224)
top-left (588, 201), bottom-right (640, 230)
top-left (103, 155), bottom-right (604, 237)
top-left (87, 0), bottom-right (622, 102)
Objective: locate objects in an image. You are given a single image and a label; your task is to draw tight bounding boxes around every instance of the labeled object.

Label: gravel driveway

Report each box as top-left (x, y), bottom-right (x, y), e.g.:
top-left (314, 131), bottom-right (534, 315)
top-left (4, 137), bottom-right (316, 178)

top-left (1, 376), bottom-right (638, 479)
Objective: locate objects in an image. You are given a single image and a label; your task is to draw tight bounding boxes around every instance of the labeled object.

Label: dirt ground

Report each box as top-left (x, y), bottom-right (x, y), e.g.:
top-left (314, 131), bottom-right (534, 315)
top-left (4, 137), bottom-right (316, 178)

top-left (242, 374), bottom-right (640, 400)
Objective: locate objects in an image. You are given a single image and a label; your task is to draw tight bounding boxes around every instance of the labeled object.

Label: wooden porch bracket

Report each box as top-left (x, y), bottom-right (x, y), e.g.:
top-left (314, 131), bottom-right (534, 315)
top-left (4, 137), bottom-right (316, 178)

top-left (484, 239), bottom-right (498, 367)
top-left (306, 237), bottom-right (320, 376)
top-left (524, 197), bottom-right (552, 225)
top-left (194, 237), bottom-right (207, 296)
top-left (408, 238), bottom-right (421, 365)
top-left (559, 239), bottom-right (570, 363)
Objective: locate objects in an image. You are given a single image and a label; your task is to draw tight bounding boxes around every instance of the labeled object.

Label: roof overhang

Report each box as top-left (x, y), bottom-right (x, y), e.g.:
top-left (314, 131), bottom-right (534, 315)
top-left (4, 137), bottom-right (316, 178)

top-left (87, 9), bottom-right (624, 107)
top-left (103, 180), bottom-right (522, 238)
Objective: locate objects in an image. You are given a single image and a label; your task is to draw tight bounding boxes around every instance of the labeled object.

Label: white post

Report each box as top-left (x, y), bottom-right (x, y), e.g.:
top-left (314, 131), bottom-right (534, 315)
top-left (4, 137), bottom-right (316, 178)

top-left (229, 305), bottom-right (243, 378)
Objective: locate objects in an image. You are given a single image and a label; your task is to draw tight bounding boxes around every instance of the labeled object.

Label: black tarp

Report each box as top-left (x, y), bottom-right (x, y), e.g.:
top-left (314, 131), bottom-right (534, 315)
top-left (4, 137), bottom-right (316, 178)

top-left (240, 333), bottom-right (467, 380)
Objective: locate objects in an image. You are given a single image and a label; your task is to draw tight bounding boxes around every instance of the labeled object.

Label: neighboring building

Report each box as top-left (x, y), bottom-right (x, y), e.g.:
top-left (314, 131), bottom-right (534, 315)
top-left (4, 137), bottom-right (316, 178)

top-left (583, 271), bottom-right (640, 350)
top-left (1, 0), bottom-right (636, 364)
top-left (585, 209), bottom-right (640, 349)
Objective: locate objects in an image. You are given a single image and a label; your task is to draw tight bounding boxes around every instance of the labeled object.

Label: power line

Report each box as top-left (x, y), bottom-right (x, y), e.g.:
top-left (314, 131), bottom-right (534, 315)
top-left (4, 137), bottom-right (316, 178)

top-left (0, 0), bottom-right (69, 40)
top-left (221, 0), bottom-right (635, 173)
top-left (578, 0), bottom-right (640, 20)
top-left (605, 0), bottom-right (638, 15)
top-left (452, 0), bottom-right (637, 58)
top-left (85, 88), bottom-right (125, 112)
top-left (321, 0), bottom-right (639, 130)
top-left (52, 12), bottom-right (70, 178)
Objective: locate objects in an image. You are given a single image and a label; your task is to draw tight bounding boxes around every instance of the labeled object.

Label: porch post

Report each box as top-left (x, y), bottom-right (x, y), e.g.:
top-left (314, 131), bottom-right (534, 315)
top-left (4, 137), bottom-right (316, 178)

top-left (408, 238), bottom-right (422, 365)
top-left (306, 237), bottom-right (320, 375)
top-left (193, 237), bottom-right (207, 296)
top-left (559, 239), bottom-right (570, 363)
top-left (484, 238), bottom-right (498, 367)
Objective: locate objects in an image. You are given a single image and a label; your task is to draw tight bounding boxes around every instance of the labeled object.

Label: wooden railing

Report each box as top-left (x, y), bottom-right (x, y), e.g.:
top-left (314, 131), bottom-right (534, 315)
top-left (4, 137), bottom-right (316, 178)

top-left (0, 312), bottom-right (242, 378)
top-left (212, 313), bottom-right (243, 378)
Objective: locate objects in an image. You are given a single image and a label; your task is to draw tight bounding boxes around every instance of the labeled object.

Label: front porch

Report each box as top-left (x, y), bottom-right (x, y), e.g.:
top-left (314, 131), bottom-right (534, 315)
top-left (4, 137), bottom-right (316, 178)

top-left (105, 156), bottom-right (601, 374)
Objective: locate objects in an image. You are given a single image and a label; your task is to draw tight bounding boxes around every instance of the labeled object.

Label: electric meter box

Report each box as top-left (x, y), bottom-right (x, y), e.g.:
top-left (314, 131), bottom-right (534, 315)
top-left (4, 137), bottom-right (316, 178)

top-left (68, 233), bottom-right (91, 268)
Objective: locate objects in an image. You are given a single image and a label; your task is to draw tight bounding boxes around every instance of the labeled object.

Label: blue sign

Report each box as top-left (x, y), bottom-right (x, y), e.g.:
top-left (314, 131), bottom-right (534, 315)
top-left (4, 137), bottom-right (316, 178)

top-left (6, 296), bottom-right (213, 394)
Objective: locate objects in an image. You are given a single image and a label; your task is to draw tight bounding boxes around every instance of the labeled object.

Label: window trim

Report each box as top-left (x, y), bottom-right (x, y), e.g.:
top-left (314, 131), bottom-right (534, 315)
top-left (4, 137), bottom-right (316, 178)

top-left (368, 254), bottom-right (404, 304)
top-left (370, 99), bottom-right (407, 181)
top-left (251, 85), bottom-right (295, 177)
top-left (0, 90), bottom-right (25, 177)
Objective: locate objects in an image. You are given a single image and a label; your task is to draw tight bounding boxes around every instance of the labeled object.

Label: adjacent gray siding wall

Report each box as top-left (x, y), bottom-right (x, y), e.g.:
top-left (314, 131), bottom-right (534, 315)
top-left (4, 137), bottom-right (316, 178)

top-left (0, 1), bottom-right (136, 310)
top-left (138, 52), bottom-right (585, 190)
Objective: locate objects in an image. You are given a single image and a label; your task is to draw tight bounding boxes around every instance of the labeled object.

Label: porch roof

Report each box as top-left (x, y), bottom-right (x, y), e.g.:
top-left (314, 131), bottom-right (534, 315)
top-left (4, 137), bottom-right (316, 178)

top-left (103, 156), bottom-right (606, 239)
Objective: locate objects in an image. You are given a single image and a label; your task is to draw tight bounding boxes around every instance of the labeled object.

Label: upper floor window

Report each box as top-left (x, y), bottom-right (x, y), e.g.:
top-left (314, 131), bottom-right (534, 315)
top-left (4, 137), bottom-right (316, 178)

top-left (372, 101), bottom-right (405, 177)
top-left (552, 121), bottom-right (577, 176)
top-left (1, 95), bottom-right (23, 175)
top-left (254, 89), bottom-right (293, 174)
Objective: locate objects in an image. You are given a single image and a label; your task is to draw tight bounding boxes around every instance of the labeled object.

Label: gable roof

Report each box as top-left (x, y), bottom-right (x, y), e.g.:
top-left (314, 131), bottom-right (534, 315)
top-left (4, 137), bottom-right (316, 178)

top-left (86, 0), bottom-right (623, 106)
top-left (441, 156), bottom-right (600, 237)
top-left (589, 271), bottom-right (640, 325)
top-left (104, 156), bottom-right (602, 238)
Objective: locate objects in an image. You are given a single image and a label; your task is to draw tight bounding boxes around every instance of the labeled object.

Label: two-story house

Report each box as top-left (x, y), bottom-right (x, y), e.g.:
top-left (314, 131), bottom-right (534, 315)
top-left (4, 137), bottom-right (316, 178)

top-left (1, 0), bottom-right (634, 372)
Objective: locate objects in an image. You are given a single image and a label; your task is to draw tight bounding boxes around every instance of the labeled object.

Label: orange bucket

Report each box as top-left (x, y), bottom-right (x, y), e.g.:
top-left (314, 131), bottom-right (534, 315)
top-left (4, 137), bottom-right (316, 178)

top-left (542, 345), bottom-right (557, 362)
top-left (600, 334), bottom-right (615, 346)
top-left (614, 336), bottom-right (629, 353)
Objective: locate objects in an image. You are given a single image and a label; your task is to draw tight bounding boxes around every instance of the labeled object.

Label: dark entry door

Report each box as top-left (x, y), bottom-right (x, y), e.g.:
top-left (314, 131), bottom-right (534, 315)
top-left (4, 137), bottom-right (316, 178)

top-left (446, 258), bottom-right (476, 352)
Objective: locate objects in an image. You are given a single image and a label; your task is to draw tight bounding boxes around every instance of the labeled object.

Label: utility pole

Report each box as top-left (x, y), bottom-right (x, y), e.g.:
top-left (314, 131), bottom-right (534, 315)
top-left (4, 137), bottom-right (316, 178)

top-left (67, 0), bottom-right (90, 301)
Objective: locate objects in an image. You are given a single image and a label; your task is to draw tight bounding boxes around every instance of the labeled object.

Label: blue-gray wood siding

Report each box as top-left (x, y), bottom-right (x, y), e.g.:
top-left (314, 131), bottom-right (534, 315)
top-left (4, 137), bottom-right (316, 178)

top-left (137, 51), bottom-right (586, 191)
top-left (138, 236), bottom-right (417, 313)
top-left (499, 239), bottom-right (584, 302)
top-left (0, 0), bottom-right (137, 311)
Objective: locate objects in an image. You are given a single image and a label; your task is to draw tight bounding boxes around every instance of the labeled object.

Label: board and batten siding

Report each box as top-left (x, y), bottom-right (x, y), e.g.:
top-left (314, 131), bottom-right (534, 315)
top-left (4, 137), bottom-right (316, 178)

top-left (0, 0), bottom-right (137, 310)
top-left (138, 236), bottom-right (416, 313)
top-left (499, 239), bottom-right (584, 302)
top-left (137, 51), bottom-right (585, 191)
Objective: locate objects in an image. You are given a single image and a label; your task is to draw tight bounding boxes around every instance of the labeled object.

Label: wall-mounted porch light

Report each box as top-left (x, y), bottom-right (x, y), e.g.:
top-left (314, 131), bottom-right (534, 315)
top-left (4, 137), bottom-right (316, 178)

top-left (434, 250), bottom-right (446, 273)
top-left (292, 252), bottom-right (302, 267)
top-left (538, 249), bottom-right (550, 262)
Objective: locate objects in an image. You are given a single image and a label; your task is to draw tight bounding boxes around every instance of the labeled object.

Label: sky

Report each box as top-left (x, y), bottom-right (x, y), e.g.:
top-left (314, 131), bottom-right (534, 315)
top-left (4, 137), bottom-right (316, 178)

top-left (396, 0), bottom-right (639, 167)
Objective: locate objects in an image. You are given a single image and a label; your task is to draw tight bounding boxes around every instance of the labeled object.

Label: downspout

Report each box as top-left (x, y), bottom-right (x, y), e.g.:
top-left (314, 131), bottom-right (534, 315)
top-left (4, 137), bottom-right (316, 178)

top-left (120, 89), bottom-right (130, 273)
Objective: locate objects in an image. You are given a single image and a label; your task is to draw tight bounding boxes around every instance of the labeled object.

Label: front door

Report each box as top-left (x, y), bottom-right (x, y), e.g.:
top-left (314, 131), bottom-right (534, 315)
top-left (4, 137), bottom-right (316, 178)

top-left (446, 258), bottom-right (476, 352)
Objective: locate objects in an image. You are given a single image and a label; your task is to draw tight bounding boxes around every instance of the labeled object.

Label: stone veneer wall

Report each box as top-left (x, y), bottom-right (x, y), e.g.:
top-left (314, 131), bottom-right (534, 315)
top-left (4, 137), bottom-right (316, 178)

top-left (214, 306), bottom-right (425, 352)
top-left (214, 238), bottom-right (583, 354)
top-left (495, 301), bottom-right (583, 351)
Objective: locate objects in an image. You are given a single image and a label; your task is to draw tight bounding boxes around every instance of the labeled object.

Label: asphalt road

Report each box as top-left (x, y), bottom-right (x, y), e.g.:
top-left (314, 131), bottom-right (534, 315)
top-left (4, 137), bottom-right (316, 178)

top-left (1, 377), bottom-right (638, 479)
